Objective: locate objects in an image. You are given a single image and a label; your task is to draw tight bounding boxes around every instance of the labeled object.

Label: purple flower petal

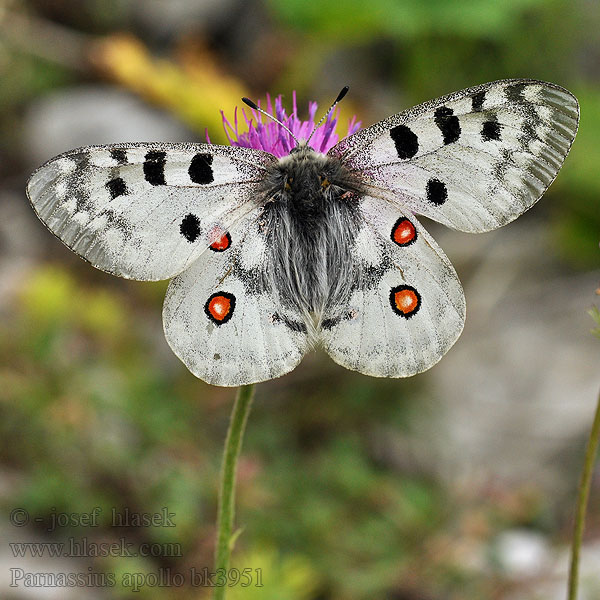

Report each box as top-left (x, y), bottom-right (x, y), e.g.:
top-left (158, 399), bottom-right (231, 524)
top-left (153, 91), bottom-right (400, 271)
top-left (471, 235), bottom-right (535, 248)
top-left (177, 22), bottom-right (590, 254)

top-left (219, 92), bottom-right (361, 157)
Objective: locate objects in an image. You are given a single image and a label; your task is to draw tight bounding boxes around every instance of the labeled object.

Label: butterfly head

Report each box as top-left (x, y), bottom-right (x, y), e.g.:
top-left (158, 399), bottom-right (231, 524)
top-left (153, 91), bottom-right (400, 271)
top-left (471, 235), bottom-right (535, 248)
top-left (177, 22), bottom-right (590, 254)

top-left (289, 140), bottom-right (316, 155)
top-left (272, 140), bottom-right (361, 203)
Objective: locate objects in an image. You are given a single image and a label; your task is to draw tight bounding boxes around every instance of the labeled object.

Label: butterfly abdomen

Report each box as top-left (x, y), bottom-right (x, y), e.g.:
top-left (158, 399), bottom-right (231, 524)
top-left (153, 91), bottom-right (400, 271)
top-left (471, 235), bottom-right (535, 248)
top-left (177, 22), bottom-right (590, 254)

top-left (260, 147), bottom-right (363, 328)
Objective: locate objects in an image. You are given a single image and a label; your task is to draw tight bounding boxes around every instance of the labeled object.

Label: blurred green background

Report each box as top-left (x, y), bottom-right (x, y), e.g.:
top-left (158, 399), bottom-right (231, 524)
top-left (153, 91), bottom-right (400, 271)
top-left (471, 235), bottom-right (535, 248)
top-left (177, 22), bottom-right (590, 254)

top-left (1, 1), bottom-right (599, 599)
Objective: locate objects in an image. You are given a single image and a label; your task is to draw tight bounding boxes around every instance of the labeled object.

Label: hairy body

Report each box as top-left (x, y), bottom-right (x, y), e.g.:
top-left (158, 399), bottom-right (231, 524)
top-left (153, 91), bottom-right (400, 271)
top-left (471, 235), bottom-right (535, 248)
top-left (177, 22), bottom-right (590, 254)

top-left (260, 144), bottom-right (363, 329)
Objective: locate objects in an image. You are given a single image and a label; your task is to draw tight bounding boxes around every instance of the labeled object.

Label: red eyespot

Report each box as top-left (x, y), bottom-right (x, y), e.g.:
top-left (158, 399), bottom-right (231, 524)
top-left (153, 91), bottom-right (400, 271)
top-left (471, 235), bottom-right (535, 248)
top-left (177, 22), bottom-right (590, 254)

top-left (390, 285), bottom-right (421, 318)
top-left (208, 226), bottom-right (231, 252)
top-left (205, 292), bottom-right (236, 325)
top-left (391, 218), bottom-right (417, 246)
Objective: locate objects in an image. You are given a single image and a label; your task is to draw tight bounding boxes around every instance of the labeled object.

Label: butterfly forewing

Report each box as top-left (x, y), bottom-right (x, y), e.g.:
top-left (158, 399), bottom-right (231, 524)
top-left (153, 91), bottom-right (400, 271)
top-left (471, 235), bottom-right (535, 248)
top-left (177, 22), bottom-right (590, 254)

top-left (163, 209), bottom-right (309, 386)
top-left (320, 195), bottom-right (465, 377)
top-left (27, 142), bottom-right (276, 281)
top-left (330, 79), bottom-right (579, 233)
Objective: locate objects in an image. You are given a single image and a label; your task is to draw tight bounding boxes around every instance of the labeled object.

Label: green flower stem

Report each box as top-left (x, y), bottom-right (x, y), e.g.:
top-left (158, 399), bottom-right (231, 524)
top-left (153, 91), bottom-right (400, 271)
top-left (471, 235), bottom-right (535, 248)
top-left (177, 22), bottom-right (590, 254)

top-left (567, 386), bottom-right (600, 600)
top-left (214, 384), bottom-right (255, 600)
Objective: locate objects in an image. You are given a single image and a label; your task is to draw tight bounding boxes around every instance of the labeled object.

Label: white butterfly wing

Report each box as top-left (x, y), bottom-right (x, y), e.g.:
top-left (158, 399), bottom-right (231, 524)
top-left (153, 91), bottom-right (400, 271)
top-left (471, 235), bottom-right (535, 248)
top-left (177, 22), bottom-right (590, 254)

top-left (320, 195), bottom-right (465, 377)
top-left (330, 79), bottom-right (579, 233)
top-left (163, 209), bottom-right (309, 386)
top-left (27, 142), bottom-right (276, 280)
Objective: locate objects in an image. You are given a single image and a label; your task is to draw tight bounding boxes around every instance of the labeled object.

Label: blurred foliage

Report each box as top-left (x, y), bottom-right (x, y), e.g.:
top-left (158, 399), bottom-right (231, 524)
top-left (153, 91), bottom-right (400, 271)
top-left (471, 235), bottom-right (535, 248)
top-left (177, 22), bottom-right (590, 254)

top-left (91, 34), bottom-right (247, 144)
top-left (590, 305), bottom-right (600, 339)
top-left (267, 0), bottom-right (549, 42)
top-left (228, 547), bottom-right (319, 600)
top-left (0, 265), bottom-right (573, 599)
top-left (551, 86), bottom-right (600, 268)
top-left (1, 0), bottom-right (599, 599)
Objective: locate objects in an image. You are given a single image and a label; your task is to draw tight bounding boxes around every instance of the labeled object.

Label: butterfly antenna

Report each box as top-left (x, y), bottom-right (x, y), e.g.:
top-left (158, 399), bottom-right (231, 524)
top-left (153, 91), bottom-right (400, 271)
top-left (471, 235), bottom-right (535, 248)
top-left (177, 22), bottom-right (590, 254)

top-left (241, 97), bottom-right (299, 145)
top-left (306, 86), bottom-right (349, 145)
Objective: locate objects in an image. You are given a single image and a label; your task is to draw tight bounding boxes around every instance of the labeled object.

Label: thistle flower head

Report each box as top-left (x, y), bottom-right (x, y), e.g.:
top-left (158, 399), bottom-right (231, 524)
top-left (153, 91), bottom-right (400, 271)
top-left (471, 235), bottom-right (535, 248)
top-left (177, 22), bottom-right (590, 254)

top-left (219, 91), bottom-right (361, 157)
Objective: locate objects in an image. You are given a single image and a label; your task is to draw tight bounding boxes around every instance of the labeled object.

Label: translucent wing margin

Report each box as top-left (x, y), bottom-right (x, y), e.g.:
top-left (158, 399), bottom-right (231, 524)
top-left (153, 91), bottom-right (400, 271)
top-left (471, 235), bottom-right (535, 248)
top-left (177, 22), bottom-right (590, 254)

top-left (27, 142), bottom-right (276, 280)
top-left (329, 79), bottom-right (579, 232)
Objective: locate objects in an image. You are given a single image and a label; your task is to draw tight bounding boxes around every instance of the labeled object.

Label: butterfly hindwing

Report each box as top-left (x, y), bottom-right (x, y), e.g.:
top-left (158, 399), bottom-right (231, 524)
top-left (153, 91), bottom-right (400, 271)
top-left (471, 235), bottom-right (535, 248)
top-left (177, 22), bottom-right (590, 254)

top-left (320, 195), bottom-right (465, 378)
top-left (330, 79), bottom-right (579, 233)
top-left (27, 142), bottom-right (276, 280)
top-left (163, 209), bottom-right (309, 386)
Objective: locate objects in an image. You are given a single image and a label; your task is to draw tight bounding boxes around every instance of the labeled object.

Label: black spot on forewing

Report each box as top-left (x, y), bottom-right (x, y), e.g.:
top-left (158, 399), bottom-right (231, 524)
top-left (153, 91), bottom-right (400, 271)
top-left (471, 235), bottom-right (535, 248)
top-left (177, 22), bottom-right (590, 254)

top-left (482, 120), bottom-right (502, 142)
top-left (471, 91), bottom-right (486, 112)
top-left (110, 148), bottom-right (127, 164)
top-left (189, 153), bottom-right (214, 184)
top-left (144, 150), bottom-right (166, 186)
top-left (106, 177), bottom-right (127, 199)
top-left (426, 178), bottom-right (448, 205)
top-left (521, 121), bottom-right (537, 144)
top-left (390, 125), bottom-right (419, 159)
top-left (434, 106), bottom-right (461, 144)
top-left (506, 83), bottom-right (527, 102)
top-left (180, 213), bottom-right (201, 243)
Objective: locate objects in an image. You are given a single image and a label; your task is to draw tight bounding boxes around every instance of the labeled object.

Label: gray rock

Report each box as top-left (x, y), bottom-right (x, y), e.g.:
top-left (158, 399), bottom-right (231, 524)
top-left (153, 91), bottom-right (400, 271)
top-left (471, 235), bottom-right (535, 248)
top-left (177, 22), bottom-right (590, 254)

top-left (128, 0), bottom-right (238, 38)
top-left (0, 192), bottom-right (40, 309)
top-left (426, 220), bottom-right (600, 495)
top-left (23, 85), bottom-right (194, 167)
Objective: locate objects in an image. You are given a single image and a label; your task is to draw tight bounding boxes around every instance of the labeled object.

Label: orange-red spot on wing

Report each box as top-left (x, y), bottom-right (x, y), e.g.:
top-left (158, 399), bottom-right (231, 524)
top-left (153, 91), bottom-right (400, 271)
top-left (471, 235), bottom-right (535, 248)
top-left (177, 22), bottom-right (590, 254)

top-left (392, 218), bottom-right (417, 246)
top-left (390, 285), bottom-right (421, 318)
top-left (208, 226), bottom-right (231, 252)
top-left (208, 296), bottom-right (231, 320)
top-left (205, 292), bottom-right (235, 325)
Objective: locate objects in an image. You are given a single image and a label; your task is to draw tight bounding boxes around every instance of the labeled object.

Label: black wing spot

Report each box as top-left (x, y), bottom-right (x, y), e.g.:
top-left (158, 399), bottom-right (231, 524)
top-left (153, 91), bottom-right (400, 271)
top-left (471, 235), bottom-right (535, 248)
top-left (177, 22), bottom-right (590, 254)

top-left (189, 153), bottom-right (214, 184)
top-left (272, 313), bottom-right (307, 333)
top-left (321, 317), bottom-right (340, 330)
top-left (426, 178), bottom-right (448, 205)
top-left (144, 150), bottom-right (167, 186)
top-left (471, 91), bottom-right (486, 112)
top-left (434, 106), bottom-right (461, 144)
top-left (482, 120), bottom-right (502, 142)
top-left (321, 310), bottom-right (356, 330)
top-left (106, 177), bottom-right (127, 199)
top-left (390, 125), bottom-right (419, 159)
top-left (506, 83), bottom-right (527, 102)
top-left (110, 148), bottom-right (127, 164)
top-left (180, 213), bottom-right (201, 243)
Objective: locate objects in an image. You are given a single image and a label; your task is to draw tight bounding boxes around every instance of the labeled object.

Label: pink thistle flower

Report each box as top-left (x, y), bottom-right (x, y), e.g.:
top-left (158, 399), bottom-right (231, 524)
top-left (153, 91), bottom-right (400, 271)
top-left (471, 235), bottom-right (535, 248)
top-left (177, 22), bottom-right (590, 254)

top-left (219, 91), bottom-right (361, 157)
